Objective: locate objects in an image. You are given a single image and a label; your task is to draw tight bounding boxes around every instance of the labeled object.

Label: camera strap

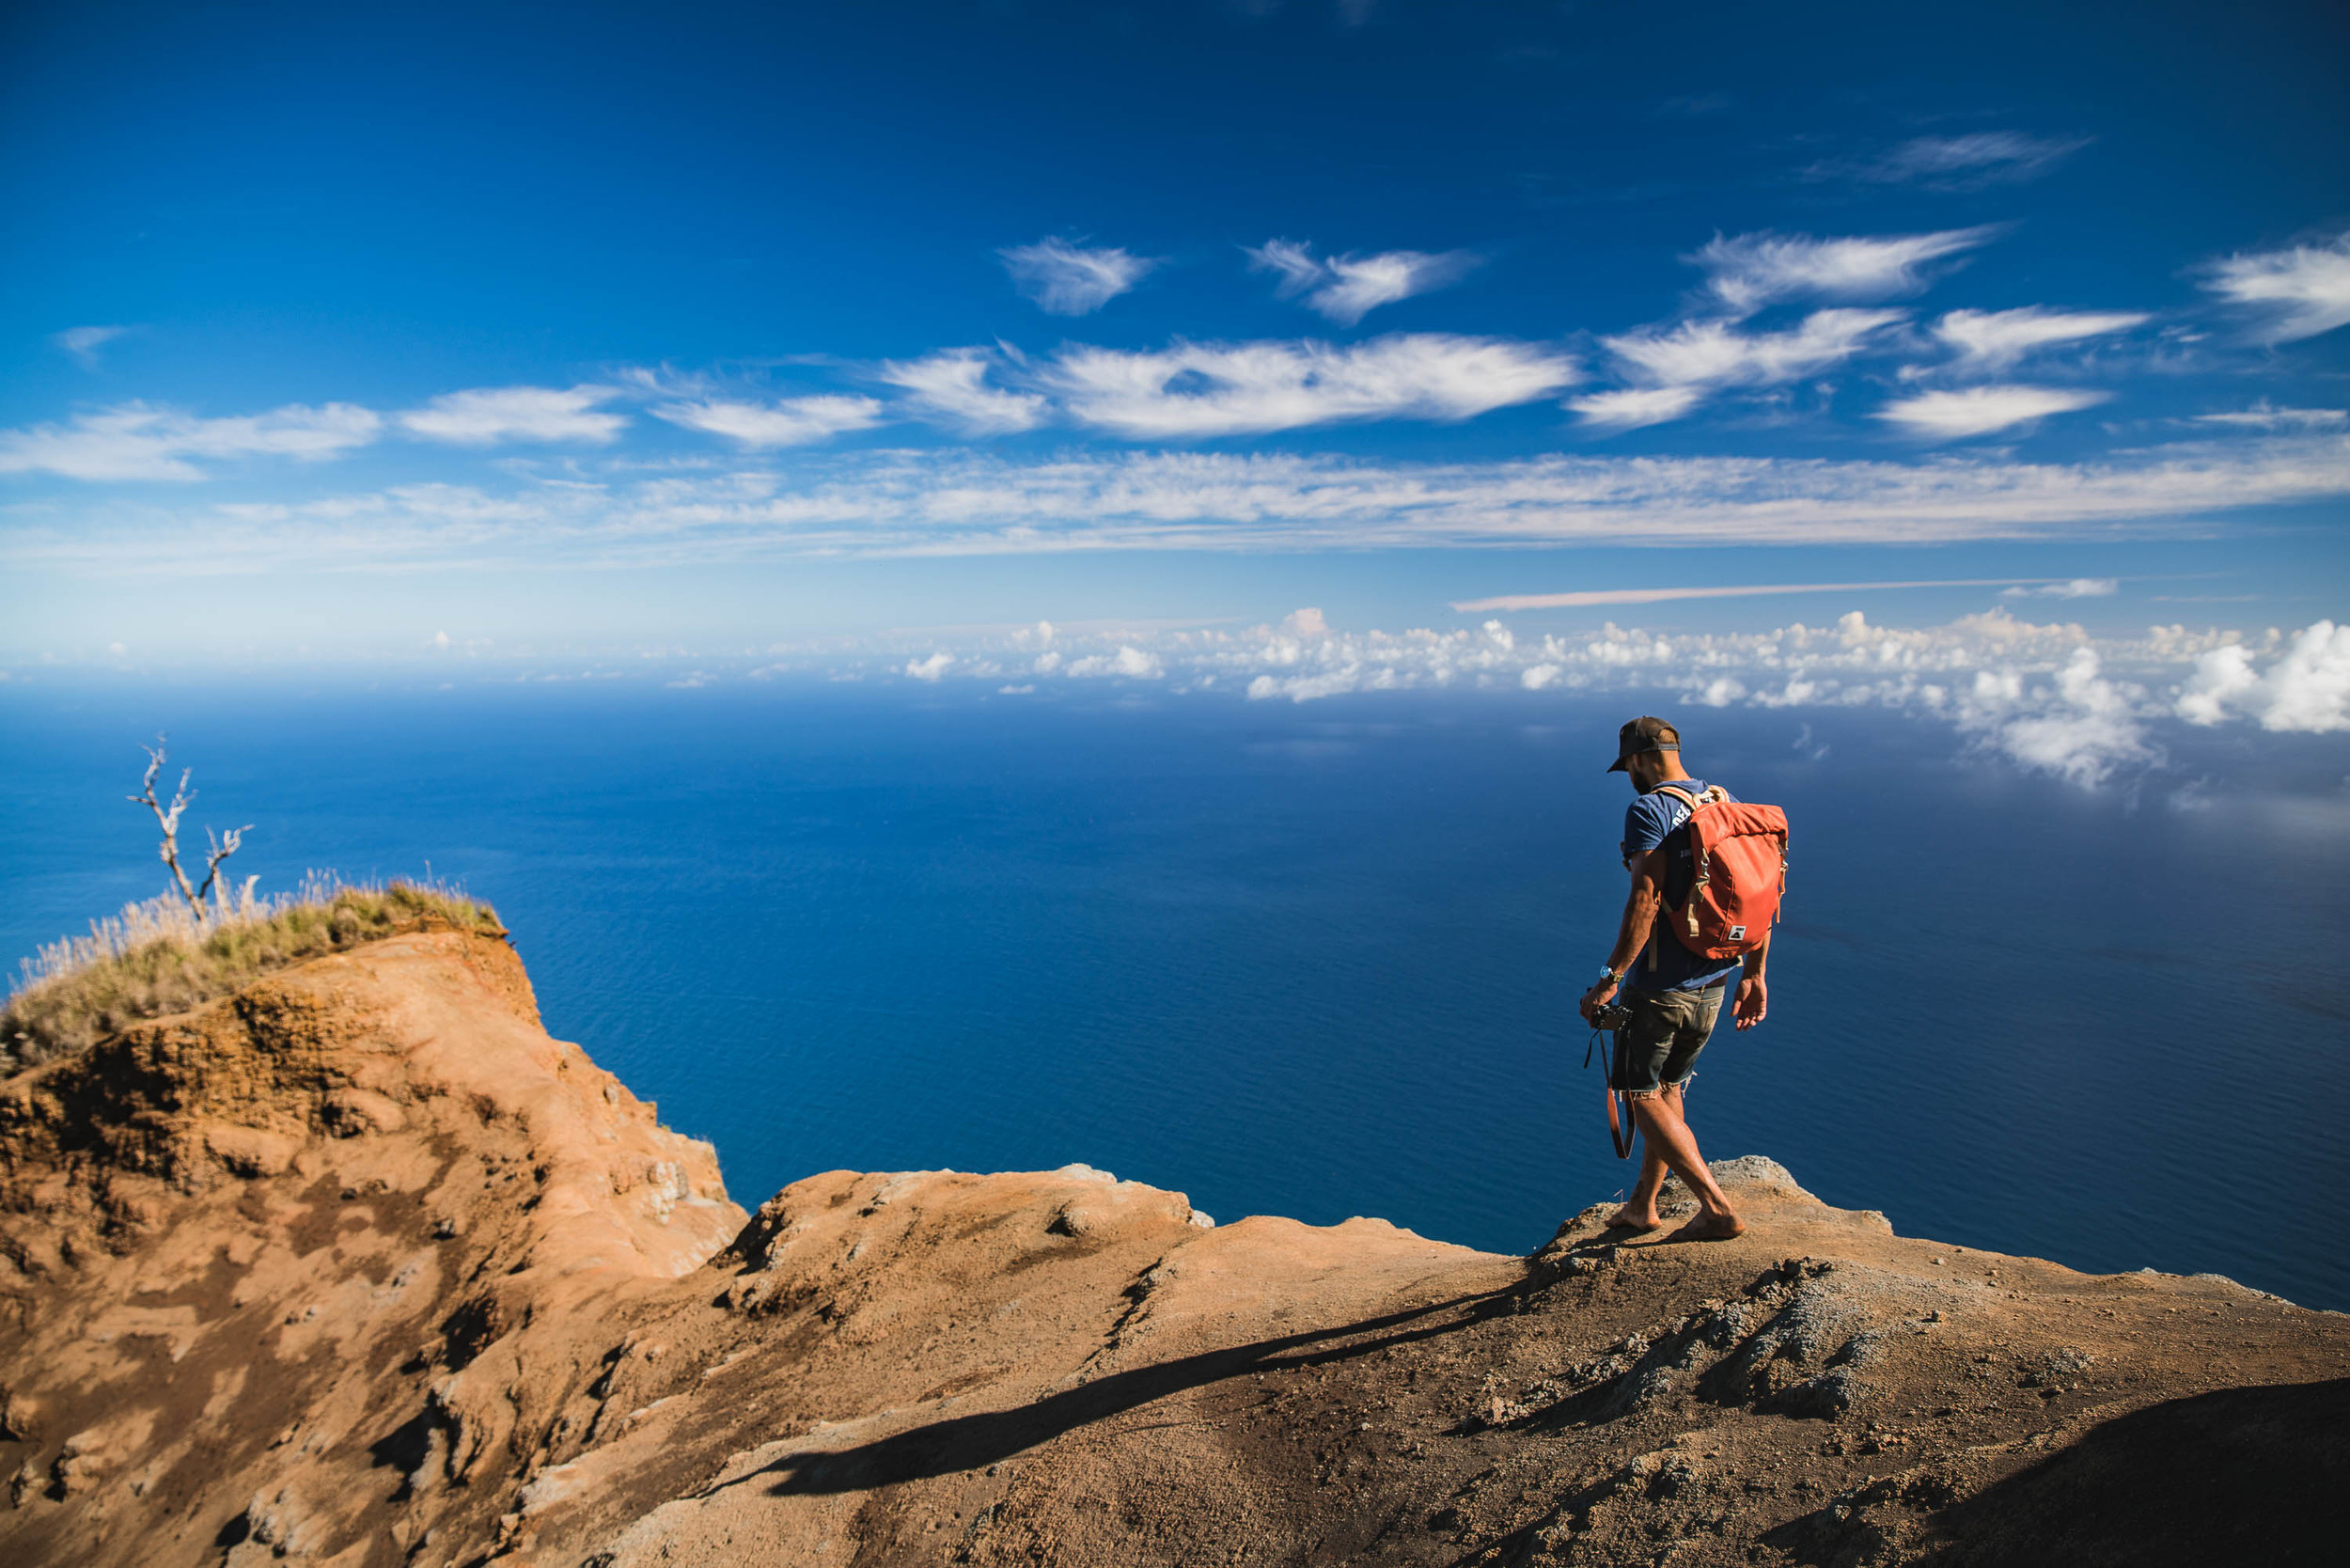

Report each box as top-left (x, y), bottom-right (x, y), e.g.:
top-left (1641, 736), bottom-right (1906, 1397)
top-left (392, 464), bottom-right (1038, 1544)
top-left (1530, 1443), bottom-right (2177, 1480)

top-left (1586, 1024), bottom-right (1638, 1160)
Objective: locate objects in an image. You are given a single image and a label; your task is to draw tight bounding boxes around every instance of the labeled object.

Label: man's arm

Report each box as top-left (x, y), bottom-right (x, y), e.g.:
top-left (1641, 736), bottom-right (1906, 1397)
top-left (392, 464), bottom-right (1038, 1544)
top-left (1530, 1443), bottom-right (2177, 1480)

top-left (1579, 848), bottom-right (1665, 1021)
top-left (1732, 931), bottom-right (1768, 1030)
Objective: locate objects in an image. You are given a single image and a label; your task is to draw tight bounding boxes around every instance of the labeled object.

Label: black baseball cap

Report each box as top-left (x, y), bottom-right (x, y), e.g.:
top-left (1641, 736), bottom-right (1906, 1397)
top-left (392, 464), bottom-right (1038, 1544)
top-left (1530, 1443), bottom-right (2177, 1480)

top-left (1606, 715), bottom-right (1681, 773)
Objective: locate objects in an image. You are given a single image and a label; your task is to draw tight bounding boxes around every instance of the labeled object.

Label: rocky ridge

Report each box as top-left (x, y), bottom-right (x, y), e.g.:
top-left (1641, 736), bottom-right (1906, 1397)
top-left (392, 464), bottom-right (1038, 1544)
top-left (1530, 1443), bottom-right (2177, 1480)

top-left (0, 930), bottom-right (2342, 1566)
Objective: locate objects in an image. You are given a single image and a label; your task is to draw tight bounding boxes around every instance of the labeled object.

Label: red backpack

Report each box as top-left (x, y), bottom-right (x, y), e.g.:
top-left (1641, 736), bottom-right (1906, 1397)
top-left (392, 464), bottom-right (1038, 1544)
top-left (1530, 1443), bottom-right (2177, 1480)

top-left (1648, 785), bottom-right (1788, 962)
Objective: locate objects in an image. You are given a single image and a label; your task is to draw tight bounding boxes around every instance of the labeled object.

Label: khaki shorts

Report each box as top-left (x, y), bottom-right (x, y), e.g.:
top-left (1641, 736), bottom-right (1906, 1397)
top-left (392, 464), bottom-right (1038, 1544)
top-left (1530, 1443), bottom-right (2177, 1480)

top-left (1612, 983), bottom-right (1726, 1099)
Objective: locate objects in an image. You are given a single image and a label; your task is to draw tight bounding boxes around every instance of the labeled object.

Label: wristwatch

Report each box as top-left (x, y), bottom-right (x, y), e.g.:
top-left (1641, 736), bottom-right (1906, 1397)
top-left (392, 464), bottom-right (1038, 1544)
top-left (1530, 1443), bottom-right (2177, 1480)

top-left (1594, 965), bottom-right (1622, 985)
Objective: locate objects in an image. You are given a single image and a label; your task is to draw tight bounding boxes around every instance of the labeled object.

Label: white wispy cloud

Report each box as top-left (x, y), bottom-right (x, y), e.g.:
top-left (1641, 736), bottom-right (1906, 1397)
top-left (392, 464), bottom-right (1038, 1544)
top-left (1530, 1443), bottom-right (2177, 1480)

top-left (399, 384), bottom-right (629, 446)
top-left (1044, 334), bottom-right (1576, 438)
top-left (1579, 308), bottom-right (1904, 428)
top-left (1812, 132), bottom-right (2089, 189)
top-left (1933, 307), bottom-right (2149, 373)
top-left (2000, 578), bottom-right (2117, 599)
top-left (19, 431), bottom-right (2348, 569)
top-left (54, 325), bottom-right (130, 368)
top-left (2201, 231), bottom-right (2350, 343)
top-left (650, 395), bottom-right (886, 447)
top-left (1453, 577), bottom-right (2098, 612)
top-left (1572, 230), bottom-right (1997, 430)
top-left (1874, 384), bottom-right (2109, 440)
top-left (1605, 309), bottom-right (1905, 385)
top-left (1246, 239), bottom-right (1480, 325)
top-left (1572, 309), bottom-right (1903, 429)
top-left (1563, 386), bottom-right (1708, 431)
top-left (1695, 227), bottom-right (1997, 314)
top-left (877, 349), bottom-right (1048, 435)
top-left (0, 400), bottom-right (382, 481)
top-left (999, 238), bottom-right (1157, 316)
top-left (2193, 402), bottom-right (2347, 431)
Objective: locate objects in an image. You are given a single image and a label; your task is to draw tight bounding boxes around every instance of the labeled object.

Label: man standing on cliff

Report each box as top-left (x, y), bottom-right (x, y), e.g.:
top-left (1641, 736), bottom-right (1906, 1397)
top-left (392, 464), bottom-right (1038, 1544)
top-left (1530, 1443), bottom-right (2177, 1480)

top-left (1578, 716), bottom-right (1768, 1242)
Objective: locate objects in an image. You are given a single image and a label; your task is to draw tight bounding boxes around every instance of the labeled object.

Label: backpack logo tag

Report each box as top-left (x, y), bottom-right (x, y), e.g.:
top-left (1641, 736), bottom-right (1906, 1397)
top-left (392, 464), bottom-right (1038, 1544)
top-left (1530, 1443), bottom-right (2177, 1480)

top-left (1728, 924), bottom-right (1747, 940)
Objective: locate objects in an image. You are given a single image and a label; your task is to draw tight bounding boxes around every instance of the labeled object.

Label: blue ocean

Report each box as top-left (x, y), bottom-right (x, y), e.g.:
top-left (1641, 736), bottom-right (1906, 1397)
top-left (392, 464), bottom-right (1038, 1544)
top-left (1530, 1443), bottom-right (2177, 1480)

top-left (5, 680), bottom-right (2347, 1310)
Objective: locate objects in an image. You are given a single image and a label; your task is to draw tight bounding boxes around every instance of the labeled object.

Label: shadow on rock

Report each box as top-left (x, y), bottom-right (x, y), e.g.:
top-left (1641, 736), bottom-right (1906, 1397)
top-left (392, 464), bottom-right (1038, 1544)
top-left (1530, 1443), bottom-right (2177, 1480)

top-left (737, 1285), bottom-right (1523, 1496)
top-left (1781, 1377), bottom-right (2347, 1568)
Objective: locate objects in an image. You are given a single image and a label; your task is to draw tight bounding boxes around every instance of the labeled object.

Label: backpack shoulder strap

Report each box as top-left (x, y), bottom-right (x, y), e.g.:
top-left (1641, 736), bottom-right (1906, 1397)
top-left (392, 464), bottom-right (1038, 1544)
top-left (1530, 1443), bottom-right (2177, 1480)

top-left (1640, 786), bottom-right (1701, 973)
top-left (1654, 783), bottom-right (1731, 823)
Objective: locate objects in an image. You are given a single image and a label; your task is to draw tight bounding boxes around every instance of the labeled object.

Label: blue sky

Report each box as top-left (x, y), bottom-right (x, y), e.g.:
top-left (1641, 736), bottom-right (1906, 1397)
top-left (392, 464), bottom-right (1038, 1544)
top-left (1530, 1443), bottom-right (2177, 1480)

top-left (4, 0), bottom-right (2348, 773)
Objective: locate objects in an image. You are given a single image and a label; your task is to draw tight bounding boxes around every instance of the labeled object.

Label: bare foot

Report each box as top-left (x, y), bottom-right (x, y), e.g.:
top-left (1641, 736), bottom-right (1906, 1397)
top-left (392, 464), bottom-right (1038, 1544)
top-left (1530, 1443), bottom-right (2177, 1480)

top-left (1604, 1207), bottom-right (1663, 1233)
top-left (1664, 1210), bottom-right (1746, 1243)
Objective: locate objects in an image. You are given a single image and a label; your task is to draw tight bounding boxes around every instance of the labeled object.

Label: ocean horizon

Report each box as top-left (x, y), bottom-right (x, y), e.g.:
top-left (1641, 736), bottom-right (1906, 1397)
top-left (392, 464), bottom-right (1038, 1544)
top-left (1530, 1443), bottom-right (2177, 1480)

top-left (7, 675), bottom-right (2346, 1313)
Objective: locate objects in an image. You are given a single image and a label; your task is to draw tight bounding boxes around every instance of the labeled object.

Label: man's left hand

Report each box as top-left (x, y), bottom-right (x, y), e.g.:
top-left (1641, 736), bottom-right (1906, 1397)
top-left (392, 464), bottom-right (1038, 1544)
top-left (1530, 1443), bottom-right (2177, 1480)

top-left (1732, 975), bottom-right (1767, 1030)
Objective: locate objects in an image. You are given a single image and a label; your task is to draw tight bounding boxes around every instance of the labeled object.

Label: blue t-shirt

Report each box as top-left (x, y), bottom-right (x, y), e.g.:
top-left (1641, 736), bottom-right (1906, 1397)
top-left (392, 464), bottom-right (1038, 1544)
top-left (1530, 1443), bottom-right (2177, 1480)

top-left (1620, 778), bottom-right (1744, 993)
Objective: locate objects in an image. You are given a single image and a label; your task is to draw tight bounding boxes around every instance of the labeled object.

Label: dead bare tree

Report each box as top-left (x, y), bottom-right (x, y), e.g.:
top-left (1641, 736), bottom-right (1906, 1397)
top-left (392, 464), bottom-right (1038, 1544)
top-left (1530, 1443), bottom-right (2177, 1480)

top-left (130, 737), bottom-right (252, 919)
top-left (198, 823), bottom-right (249, 907)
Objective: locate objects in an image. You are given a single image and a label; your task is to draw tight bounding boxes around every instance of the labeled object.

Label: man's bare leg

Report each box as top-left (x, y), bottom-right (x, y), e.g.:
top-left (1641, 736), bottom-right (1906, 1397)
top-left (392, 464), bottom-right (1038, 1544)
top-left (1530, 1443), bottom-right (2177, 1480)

top-left (1630, 1090), bottom-right (1744, 1241)
top-left (1605, 1086), bottom-right (1678, 1231)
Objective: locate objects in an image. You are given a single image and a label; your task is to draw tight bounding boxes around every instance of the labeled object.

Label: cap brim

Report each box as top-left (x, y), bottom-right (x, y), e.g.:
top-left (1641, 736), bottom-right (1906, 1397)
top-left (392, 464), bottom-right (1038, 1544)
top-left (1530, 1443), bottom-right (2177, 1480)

top-left (1606, 757), bottom-right (1629, 772)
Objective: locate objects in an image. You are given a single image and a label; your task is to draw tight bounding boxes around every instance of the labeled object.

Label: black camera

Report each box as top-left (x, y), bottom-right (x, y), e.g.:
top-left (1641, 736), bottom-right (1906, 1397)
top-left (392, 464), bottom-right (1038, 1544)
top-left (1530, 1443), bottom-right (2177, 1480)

top-left (1589, 1001), bottom-right (1634, 1031)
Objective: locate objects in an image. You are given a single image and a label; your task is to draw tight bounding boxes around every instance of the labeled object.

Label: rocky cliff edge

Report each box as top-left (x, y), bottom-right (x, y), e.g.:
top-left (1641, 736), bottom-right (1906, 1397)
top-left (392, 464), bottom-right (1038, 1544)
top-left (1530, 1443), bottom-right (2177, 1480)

top-left (0, 931), bottom-right (2342, 1568)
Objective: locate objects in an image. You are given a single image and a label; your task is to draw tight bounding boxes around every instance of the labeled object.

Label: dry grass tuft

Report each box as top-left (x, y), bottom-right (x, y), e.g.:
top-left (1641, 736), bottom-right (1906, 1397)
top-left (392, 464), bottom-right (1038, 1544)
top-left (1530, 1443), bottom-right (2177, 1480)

top-left (3, 873), bottom-right (503, 1072)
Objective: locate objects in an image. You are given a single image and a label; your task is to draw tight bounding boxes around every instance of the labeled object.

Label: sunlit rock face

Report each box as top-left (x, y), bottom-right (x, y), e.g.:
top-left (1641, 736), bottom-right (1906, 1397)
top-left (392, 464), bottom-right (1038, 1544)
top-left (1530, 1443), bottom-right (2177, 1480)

top-left (0, 933), bottom-right (2340, 1567)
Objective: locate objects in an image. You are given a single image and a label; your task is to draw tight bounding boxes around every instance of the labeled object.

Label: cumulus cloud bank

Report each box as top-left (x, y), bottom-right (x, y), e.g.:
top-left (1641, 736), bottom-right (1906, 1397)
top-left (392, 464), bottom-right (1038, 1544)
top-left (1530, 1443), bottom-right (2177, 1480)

top-left (854, 605), bottom-right (2346, 791)
top-left (2175, 620), bottom-right (2350, 731)
top-left (1457, 578), bottom-right (2089, 612)
top-left (1065, 645), bottom-right (1165, 679)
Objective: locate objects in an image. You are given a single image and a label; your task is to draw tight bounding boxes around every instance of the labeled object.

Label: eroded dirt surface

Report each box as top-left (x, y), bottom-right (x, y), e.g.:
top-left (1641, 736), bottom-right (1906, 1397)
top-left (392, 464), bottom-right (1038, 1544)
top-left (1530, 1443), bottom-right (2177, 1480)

top-left (1, 933), bottom-right (2342, 1567)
